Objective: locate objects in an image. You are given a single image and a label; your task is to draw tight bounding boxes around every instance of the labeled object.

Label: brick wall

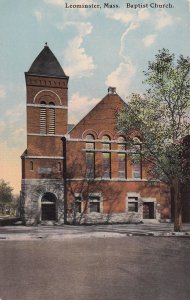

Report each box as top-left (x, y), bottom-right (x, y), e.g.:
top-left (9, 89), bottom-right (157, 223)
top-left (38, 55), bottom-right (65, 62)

top-left (23, 73), bottom-right (68, 181)
top-left (69, 94), bottom-right (124, 138)
top-left (65, 92), bottom-right (171, 223)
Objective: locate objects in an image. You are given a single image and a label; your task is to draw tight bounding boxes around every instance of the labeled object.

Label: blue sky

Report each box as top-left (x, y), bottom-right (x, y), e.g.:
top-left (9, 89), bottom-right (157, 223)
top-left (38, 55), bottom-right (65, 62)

top-left (0, 0), bottom-right (190, 193)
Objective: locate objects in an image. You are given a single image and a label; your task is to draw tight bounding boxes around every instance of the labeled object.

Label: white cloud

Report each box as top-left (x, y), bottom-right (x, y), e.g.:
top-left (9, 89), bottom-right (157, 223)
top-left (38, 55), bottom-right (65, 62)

top-left (63, 22), bottom-right (96, 78)
top-left (64, 37), bottom-right (95, 77)
top-left (105, 7), bottom-right (150, 24)
top-left (106, 60), bottom-right (136, 97)
top-left (69, 93), bottom-right (99, 123)
top-left (105, 10), bottom-right (134, 24)
top-left (0, 85), bottom-right (6, 98)
top-left (104, 6), bottom-right (175, 98)
top-left (120, 22), bottom-right (139, 59)
top-left (105, 9), bottom-right (141, 97)
top-left (33, 10), bottom-right (44, 22)
top-left (137, 8), bottom-right (151, 21)
top-left (43, 0), bottom-right (64, 5)
top-left (63, 21), bottom-right (92, 36)
top-left (143, 34), bottom-right (157, 47)
top-left (155, 11), bottom-right (174, 30)
top-left (44, 0), bottom-right (93, 16)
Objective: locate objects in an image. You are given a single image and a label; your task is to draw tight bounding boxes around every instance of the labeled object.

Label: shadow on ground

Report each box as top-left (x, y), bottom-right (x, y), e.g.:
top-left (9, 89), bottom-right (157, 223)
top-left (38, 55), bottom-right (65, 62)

top-left (0, 217), bottom-right (21, 226)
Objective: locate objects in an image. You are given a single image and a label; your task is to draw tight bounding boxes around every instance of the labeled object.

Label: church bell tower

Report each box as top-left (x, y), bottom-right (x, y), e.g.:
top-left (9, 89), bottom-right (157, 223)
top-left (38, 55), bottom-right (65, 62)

top-left (21, 44), bottom-right (69, 225)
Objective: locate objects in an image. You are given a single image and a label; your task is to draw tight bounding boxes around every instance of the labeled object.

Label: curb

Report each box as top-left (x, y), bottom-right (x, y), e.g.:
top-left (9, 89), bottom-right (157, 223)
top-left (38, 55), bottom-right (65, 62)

top-left (1, 231), bottom-right (190, 240)
top-left (126, 232), bottom-right (190, 237)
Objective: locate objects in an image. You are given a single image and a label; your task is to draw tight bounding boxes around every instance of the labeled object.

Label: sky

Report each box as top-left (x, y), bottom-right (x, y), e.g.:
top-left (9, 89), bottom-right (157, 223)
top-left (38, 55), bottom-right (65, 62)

top-left (0, 0), bottom-right (190, 194)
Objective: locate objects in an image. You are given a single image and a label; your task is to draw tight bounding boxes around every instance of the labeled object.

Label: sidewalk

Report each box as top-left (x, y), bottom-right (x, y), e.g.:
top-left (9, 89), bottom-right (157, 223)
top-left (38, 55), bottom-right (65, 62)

top-left (0, 223), bottom-right (190, 240)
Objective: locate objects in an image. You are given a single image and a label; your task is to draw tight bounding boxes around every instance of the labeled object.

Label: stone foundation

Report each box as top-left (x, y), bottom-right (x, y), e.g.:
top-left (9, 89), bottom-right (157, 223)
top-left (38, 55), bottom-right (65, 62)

top-left (21, 179), bottom-right (64, 225)
top-left (67, 212), bottom-right (160, 225)
top-left (20, 181), bottom-right (161, 225)
top-left (67, 197), bottom-right (161, 225)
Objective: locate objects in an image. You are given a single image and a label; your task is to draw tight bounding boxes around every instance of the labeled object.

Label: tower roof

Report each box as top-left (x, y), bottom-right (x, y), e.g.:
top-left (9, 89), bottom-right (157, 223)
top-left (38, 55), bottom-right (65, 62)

top-left (27, 44), bottom-right (67, 78)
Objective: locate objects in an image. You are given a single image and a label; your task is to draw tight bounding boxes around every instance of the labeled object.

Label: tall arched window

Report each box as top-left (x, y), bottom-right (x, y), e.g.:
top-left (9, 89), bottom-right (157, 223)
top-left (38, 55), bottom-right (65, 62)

top-left (48, 102), bottom-right (55, 134)
top-left (118, 136), bottom-right (126, 178)
top-left (102, 135), bottom-right (111, 178)
top-left (118, 136), bottom-right (126, 151)
top-left (85, 134), bottom-right (95, 178)
top-left (102, 135), bottom-right (111, 150)
top-left (30, 161), bottom-right (33, 171)
top-left (132, 137), bottom-right (142, 179)
top-left (40, 101), bottom-right (47, 134)
top-left (118, 154), bottom-right (126, 178)
top-left (58, 162), bottom-right (61, 172)
top-left (85, 134), bottom-right (95, 150)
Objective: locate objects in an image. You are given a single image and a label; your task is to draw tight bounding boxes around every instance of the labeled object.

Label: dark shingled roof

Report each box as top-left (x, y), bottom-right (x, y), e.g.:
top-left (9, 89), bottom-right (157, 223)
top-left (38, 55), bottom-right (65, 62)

top-left (67, 124), bottom-right (75, 132)
top-left (27, 45), bottom-right (67, 77)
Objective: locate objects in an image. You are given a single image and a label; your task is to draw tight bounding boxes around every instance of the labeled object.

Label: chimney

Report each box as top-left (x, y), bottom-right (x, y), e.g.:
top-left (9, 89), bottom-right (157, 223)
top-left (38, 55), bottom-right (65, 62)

top-left (108, 86), bottom-right (116, 94)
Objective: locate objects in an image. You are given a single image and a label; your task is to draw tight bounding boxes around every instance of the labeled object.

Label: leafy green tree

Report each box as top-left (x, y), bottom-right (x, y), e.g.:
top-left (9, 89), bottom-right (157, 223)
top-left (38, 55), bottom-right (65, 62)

top-left (0, 179), bottom-right (13, 214)
top-left (117, 49), bottom-right (190, 232)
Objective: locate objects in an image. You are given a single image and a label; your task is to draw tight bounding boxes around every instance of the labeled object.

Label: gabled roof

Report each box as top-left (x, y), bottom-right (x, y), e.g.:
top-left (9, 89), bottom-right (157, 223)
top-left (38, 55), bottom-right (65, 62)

top-left (20, 149), bottom-right (27, 158)
top-left (67, 124), bottom-right (75, 132)
top-left (27, 45), bottom-right (67, 78)
top-left (68, 90), bottom-right (127, 137)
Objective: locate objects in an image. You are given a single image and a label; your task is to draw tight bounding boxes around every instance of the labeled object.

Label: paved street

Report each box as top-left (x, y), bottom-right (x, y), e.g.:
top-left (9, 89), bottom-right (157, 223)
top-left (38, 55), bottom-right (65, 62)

top-left (0, 236), bottom-right (190, 300)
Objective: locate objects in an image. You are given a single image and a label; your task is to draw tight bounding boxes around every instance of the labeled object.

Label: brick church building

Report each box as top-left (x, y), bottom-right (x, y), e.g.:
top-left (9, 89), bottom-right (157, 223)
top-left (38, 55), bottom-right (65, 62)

top-left (21, 45), bottom-right (171, 225)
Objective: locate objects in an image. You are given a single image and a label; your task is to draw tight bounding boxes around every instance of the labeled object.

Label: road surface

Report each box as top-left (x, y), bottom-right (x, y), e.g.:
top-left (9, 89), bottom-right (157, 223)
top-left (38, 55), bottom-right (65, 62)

top-left (0, 236), bottom-right (190, 300)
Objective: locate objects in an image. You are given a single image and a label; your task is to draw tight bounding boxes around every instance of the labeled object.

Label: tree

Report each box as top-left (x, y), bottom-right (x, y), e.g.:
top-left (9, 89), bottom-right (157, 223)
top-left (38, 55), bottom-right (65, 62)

top-left (12, 195), bottom-right (21, 216)
top-left (0, 179), bottom-right (13, 214)
top-left (66, 159), bottom-right (120, 225)
top-left (117, 49), bottom-right (190, 232)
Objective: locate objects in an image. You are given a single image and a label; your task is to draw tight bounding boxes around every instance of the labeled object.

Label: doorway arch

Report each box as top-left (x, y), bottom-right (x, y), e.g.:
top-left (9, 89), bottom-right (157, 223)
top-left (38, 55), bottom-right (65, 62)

top-left (41, 192), bottom-right (57, 221)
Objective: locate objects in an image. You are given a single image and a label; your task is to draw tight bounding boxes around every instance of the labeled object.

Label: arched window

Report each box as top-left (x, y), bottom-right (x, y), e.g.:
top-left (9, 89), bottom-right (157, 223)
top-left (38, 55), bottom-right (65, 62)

top-left (118, 154), bottom-right (126, 178)
top-left (133, 137), bottom-right (141, 145)
top-left (85, 134), bottom-right (95, 150)
top-left (102, 153), bottom-right (111, 178)
top-left (48, 102), bottom-right (55, 134)
top-left (132, 137), bottom-right (142, 179)
top-left (40, 101), bottom-right (46, 105)
top-left (86, 134), bottom-right (94, 140)
top-left (102, 135), bottom-right (110, 150)
top-left (86, 153), bottom-right (95, 178)
top-left (118, 136), bottom-right (126, 151)
top-left (102, 135), bottom-right (111, 178)
top-left (30, 161), bottom-right (33, 171)
top-left (40, 101), bottom-right (47, 134)
top-left (117, 137), bottom-right (126, 178)
top-left (58, 162), bottom-right (61, 172)
top-left (85, 134), bottom-right (95, 178)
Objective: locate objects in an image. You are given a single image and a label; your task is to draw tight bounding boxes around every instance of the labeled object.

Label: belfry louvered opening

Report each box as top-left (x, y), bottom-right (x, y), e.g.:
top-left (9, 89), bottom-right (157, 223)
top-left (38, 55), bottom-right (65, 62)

top-left (40, 101), bottom-right (47, 134)
top-left (48, 102), bottom-right (55, 134)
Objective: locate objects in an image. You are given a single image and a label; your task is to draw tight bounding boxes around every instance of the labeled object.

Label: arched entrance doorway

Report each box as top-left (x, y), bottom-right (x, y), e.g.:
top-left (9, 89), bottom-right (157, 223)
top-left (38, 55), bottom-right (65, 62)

top-left (41, 193), bottom-right (57, 221)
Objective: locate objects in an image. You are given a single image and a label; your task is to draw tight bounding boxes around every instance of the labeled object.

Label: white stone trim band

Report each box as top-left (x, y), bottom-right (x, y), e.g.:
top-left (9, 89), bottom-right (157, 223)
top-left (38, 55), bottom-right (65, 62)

top-left (27, 104), bottom-right (68, 109)
top-left (27, 133), bottom-right (64, 137)
top-left (66, 178), bottom-right (148, 182)
top-left (25, 156), bottom-right (64, 159)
